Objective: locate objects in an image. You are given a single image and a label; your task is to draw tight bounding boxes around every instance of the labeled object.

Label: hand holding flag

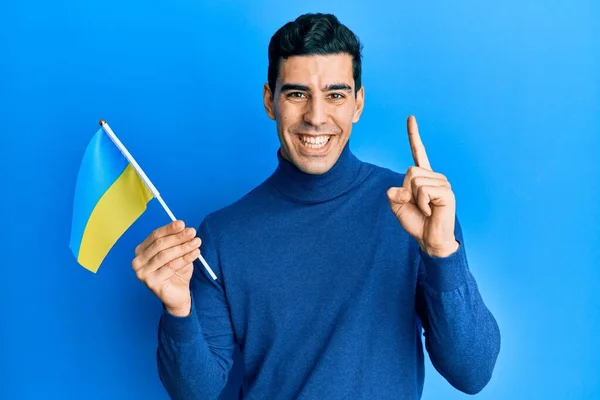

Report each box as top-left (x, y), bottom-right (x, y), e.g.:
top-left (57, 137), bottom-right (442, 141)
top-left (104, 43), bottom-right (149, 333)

top-left (69, 120), bottom-right (217, 298)
top-left (132, 220), bottom-right (200, 317)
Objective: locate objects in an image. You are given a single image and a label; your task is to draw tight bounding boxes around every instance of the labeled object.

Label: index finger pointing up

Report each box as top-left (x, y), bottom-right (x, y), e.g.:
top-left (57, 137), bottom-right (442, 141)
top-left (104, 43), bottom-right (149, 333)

top-left (407, 115), bottom-right (432, 170)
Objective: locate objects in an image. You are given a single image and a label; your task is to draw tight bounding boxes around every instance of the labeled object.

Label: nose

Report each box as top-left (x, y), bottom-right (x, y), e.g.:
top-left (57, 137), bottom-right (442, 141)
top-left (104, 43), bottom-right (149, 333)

top-left (303, 96), bottom-right (328, 127)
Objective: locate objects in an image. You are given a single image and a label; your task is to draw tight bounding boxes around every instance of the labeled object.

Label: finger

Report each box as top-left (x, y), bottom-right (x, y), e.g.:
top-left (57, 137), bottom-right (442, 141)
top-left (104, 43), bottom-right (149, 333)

top-left (416, 187), bottom-right (432, 217)
top-left (145, 248), bottom-right (200, 287)
top-left (135, 220), bottom-right (186, 256)
top-left (416, 185), bottom-right (453, 217)
top-left (387, 190), bottom-right (425, 230)
top-left (143, 237), bottom-right (202, 275)
top-left (133, 232), bottom-right (200, 273)
top-left (135, 224), bottom-right (196, 266)
top-left (403, 167), bottom-right (447, 186)
top-left (410, 176), bottom-right (451, 204)
top-left (387, 187), bottom-right (412, 205)
top-left (407, 115), bottom-right (432, 171)
top-left (402, 166), bottom-right (447, 192)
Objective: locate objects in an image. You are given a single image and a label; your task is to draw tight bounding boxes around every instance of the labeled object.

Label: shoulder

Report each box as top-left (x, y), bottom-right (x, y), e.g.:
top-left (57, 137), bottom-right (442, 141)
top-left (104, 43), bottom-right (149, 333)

top-left (198, 179), bottom-right (274, 238)
top-left (359, 159), bottom-right (406, 189)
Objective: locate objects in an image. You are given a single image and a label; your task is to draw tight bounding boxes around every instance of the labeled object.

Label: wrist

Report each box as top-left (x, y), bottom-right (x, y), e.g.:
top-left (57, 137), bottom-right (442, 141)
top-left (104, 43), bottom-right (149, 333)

top-left (419, 239), bottom-right (460, 258)
top-left (165, 296), bottom-right (192, 317)
top-left (160, 294), bottom-right (201, 343)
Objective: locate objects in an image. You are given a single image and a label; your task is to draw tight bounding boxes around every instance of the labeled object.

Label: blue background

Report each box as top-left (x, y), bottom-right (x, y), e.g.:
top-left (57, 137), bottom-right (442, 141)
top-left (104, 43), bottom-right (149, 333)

top-left (2, 0), bottom-right (598, 399)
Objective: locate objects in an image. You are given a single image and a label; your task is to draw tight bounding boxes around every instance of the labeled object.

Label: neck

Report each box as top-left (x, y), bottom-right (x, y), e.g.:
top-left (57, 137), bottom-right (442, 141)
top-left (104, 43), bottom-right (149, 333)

top-left (268, 141), bottom-right (363, 203)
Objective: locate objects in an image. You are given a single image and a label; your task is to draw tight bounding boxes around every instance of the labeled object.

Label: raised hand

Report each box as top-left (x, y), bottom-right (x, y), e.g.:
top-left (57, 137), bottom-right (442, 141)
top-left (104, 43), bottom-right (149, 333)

top-left (132, 220), bottom-right (201, 316)
top-left (386, 116), bottom-right (459, 257)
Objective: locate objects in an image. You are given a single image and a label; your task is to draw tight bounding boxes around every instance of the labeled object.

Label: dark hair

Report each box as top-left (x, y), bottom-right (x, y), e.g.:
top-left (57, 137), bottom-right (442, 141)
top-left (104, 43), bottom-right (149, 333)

top-left (267, 13), bottom-right (363, 96)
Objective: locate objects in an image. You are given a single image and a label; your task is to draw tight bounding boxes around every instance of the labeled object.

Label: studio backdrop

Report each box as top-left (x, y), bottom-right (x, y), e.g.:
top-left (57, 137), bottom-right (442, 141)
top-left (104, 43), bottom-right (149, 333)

top-left (1, 0), bottom-right (598, 399)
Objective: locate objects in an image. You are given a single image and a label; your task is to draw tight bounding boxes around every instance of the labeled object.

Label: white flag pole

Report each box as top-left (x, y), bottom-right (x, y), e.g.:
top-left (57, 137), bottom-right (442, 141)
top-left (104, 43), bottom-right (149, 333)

top-left (99, 120), bottom-right (218, 281)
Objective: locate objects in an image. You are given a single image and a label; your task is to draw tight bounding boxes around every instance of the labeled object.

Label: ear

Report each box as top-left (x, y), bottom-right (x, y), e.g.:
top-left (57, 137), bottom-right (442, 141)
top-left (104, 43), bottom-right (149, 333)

top-left (263, 83), bottom-right (276, 120)
top-left (352, 86), bottom-right (365, 123)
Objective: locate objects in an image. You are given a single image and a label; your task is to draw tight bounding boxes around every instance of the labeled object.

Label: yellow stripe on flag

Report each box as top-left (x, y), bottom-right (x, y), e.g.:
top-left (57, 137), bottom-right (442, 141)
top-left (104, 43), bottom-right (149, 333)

top-left (78, 163), bottom-right (154, 272)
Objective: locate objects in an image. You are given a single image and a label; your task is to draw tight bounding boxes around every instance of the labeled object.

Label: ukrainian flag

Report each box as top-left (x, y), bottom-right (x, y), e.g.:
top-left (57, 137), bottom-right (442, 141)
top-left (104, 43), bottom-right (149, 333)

top-left (69, 125), bottom-right (154, 273)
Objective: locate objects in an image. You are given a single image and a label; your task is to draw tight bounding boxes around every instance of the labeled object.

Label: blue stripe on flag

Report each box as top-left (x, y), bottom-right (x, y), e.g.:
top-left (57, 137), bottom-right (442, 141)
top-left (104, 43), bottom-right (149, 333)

top-left (69, 128), bottom-right (129, 257)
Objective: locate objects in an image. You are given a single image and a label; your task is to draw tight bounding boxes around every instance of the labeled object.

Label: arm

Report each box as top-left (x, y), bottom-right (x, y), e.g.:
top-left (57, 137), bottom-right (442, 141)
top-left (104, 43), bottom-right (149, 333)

top-left (156, 217), bottom-right (236, 400)
top-left (415, 216), bottom-right (501, 394)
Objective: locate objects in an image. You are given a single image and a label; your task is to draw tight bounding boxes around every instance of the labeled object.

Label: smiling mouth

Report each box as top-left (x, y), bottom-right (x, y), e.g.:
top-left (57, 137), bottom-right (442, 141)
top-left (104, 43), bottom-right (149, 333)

top-left (297, 134), bottom-right (333, 150)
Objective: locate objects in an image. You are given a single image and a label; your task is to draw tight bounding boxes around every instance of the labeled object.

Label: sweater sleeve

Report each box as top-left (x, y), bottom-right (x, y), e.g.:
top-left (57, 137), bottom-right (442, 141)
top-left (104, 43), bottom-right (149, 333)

top-left (156, 217), bottom-right (236, 400)
top-left (414, 216), bottom-right (501, 395)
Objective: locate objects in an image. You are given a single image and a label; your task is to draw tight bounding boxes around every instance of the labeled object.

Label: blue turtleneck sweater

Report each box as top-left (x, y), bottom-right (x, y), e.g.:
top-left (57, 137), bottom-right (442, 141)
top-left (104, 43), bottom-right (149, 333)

top-left (156, 143), bottom-right (501, 399)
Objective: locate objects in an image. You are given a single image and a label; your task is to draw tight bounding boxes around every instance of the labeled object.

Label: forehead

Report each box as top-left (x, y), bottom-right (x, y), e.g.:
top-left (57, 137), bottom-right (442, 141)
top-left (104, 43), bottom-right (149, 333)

top-left (278, 54), bottom-right (354, 89)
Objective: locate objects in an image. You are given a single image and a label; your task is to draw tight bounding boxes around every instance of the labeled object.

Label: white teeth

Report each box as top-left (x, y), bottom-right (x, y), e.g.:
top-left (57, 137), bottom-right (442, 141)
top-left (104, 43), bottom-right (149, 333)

top-left (299, 135), bottom-right (330, 149)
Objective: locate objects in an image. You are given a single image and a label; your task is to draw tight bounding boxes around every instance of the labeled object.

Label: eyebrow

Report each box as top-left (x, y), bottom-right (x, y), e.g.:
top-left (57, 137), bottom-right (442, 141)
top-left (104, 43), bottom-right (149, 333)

top-left (280, 83), bottom-right (353, 93)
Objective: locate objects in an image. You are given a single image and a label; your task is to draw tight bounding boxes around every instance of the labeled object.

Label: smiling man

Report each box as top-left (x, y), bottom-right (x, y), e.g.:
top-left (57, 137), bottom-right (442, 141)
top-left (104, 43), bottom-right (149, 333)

top-left (132, 12), bottom-right (501, 399)
top-left (265, 54), bottom-right (362, 175)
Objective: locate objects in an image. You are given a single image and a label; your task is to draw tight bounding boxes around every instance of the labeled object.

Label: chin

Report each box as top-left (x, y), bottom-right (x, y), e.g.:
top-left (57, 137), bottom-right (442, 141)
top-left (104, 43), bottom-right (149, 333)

top-left (295, 158), bottom-right (334, 175)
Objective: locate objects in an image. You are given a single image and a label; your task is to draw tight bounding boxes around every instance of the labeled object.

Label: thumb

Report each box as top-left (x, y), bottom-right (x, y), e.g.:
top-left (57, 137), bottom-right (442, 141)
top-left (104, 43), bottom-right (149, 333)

top-left (387, 187), bottom-right (412, 205)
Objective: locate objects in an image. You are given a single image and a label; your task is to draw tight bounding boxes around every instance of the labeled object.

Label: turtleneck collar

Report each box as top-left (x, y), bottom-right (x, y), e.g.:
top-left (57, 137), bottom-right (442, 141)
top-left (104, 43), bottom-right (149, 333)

top-left (267, 141), bottom-right (364, 204)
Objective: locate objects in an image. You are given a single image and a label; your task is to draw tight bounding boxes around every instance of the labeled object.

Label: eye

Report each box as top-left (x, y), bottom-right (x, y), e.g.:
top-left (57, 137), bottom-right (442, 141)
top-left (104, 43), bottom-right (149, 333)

top-left (287, 92), bottom-right (306, 99)
top-left (328, 93), bottom-right (345, 100)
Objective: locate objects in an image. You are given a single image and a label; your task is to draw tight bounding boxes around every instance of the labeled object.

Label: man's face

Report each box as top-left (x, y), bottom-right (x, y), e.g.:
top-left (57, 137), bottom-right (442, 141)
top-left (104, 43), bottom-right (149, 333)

top-left (263, 54), bottom-right (364, 175)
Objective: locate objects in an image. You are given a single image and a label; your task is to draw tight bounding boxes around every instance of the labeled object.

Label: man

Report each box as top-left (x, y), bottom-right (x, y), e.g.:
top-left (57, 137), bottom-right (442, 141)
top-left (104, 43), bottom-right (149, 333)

top-left (132, 12), bottom-right (501, 399)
